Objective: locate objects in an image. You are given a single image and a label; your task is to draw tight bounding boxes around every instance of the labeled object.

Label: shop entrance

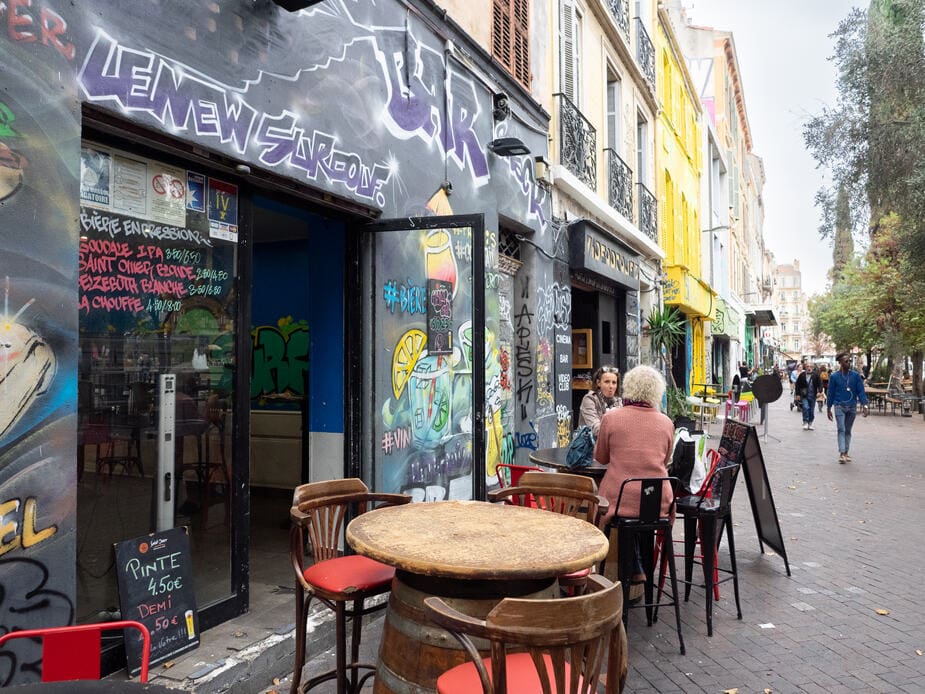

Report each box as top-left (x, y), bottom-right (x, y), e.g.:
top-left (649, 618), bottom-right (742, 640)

top-left (247, 195), bottom-right (348, 588)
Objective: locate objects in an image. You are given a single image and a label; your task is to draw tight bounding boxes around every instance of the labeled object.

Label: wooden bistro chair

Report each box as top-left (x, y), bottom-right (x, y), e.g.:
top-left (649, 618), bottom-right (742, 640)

top-left (487, 471), bottom-right (607, 594)
top-left (0, 620), bottom-right (151, 682)
top-left (289, 479), bottom-right (411, 694)
top-left (676, 462), bottom-right (743, 637)
top-left (600, 477), bottom-right (685, 655)
top-left (423, 574), bottom-right (627, 694)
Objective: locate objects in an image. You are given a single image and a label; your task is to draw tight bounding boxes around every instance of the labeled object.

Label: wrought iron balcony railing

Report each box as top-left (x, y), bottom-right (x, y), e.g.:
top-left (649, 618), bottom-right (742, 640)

top-left (555, 93), bottom-right (596, 190)
top-left (604, 148), bottom-right (633, 220)
top-left (636, 182), bottom-right (657, 242)
top-left (635, 17), bottom-right (656, 91)
top-left (606, 0), bottom-right (630, 44)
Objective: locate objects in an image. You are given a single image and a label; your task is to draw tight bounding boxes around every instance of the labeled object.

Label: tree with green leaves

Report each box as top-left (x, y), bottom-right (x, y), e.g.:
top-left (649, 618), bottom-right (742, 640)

top-left (804, 0), bottom-right (925, 394)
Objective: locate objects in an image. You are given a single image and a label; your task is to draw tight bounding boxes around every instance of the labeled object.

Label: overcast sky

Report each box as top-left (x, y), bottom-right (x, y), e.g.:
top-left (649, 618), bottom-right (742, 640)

top-left (683, 0), bottom-right (861, 297)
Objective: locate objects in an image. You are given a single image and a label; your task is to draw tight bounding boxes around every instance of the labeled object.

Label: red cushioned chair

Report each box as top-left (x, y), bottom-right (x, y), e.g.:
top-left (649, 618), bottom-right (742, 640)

top-left (423, 574), bottom-right (626, 694)
top-left (289, 478), bottom-right (411, 694)
top-left (0, 620), bottom-right (150, 682)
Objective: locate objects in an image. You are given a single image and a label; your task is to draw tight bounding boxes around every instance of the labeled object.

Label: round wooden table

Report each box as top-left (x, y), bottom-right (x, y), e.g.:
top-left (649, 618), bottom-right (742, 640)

top-left (347, 500), bottom-right (609, 693)
top-left (529, 446), bottom-right (608, 482)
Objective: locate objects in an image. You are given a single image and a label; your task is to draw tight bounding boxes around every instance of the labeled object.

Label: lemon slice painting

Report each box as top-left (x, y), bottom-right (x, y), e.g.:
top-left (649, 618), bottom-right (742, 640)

top-left (392, 328), bottom-right (426, 399)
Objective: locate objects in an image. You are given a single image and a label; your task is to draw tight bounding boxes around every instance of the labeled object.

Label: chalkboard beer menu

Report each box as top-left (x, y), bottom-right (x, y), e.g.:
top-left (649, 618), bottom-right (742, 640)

top-left (115, 527), bottom-right (200, 674)
top-left (717, 419), bottom-right (791, 576)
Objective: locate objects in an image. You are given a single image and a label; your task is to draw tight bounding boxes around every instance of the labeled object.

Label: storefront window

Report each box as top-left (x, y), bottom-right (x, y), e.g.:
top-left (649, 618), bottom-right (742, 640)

top-left (76, 142), bottom-right (239, 620)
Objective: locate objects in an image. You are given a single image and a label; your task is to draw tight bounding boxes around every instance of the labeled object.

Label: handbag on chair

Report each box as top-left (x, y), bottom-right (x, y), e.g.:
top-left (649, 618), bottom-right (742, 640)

top-left (566, 425), bottom-right (595, 469)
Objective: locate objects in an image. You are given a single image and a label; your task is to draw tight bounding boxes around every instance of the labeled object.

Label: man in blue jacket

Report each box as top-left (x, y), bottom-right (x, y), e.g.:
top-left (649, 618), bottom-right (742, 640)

top-left (826, 352), bottom-right (869, 463)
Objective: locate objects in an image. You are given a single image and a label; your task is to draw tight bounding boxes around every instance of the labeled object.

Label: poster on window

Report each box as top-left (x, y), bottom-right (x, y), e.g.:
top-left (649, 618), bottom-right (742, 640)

top-left (112, 155), bottom-right (147, 217)
top-left (148, 163), bottom-right (187, 227)
top-left (208, 178), bottom-right (238, 242)
top-left (79, 146), bottom-right (111, 207)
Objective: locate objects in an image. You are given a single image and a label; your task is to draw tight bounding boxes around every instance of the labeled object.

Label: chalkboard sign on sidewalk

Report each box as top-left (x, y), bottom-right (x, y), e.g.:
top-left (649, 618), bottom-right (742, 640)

top-left (114, 527), bottom-right (200, 674)
top-left (717, 419), bottom-right (792, 576)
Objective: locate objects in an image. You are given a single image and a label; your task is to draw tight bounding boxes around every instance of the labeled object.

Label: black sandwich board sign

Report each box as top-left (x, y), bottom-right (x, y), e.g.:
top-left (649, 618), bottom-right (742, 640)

top-left (717, 419), bottom-right (792, 576)
top-left (114, 527), bottom-right (200, 674)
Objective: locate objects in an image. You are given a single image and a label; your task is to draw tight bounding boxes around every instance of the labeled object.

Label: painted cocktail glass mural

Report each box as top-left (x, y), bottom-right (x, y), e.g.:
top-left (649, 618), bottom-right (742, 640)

top-left (374, 223), bottom-right (475, 500)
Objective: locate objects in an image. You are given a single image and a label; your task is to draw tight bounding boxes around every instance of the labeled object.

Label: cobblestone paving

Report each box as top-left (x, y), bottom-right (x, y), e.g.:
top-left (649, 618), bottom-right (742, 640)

top-left (271, 398), bottom-right (925, 694)
top-left (626, 397), bottom-right (925, 693)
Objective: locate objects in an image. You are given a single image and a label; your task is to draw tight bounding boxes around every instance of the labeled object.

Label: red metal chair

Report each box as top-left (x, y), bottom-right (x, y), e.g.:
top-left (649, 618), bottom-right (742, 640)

top-left (494, 463), bottom-right (541, 488)
top-left (0, 620), bottom-right (151, 682)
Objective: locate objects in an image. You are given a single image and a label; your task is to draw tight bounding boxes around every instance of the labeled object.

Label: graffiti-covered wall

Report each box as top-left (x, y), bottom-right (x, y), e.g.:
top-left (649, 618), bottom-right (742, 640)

top-left (0, 0), bottom-right (558, 665)
top-left (0, 13), bottom-right (80, 685)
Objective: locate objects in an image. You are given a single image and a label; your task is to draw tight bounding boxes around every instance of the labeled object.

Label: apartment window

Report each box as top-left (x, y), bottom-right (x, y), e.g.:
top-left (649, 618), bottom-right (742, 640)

top-left (636, 114), bottom-right (648, 184)
top-left (493, 0), bottom-right (531, 90)
top-left (559, 0), bottom-right (581, 105)
top-left (606, 67), bottom-right (621, 150)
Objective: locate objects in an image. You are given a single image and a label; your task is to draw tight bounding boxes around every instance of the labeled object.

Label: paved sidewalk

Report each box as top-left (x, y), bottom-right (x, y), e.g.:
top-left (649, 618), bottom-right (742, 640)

top-left (150, 396), bottom-right (925, 692)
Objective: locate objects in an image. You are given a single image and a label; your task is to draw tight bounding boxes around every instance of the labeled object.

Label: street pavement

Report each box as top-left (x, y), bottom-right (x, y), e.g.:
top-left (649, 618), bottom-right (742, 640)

top-left (160, 394), bottom-right (925, 693)
top-left (623, 395), bottom-right (925, 693)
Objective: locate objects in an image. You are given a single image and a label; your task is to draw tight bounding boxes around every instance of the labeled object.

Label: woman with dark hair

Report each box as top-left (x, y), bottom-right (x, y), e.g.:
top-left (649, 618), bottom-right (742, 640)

top-left (577, 365), bottom-right (620, 436)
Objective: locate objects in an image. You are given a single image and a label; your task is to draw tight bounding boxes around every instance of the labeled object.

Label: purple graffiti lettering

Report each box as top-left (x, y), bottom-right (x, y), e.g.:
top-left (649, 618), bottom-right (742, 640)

top-left (256, 113), bottom-right (389, 204)
top-left (79, 34), bottom-right (257, 153)
top-left (446, 76), bottom-right (489, 180)
top-left (379, 29), bottom-right (488, 183)
top-left (380, 28), bottom-right (441, 138)
top-left (511, 157), bottom-right (548, 227)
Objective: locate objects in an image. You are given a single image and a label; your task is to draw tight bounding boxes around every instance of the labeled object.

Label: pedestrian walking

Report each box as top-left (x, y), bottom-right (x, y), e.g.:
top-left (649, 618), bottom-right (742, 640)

top-left (817, 364), bottom-right (829, 413)
top-left (795, 361), bottom-right (821, 430)
top-left (826, 352), bottom-right (869, 463)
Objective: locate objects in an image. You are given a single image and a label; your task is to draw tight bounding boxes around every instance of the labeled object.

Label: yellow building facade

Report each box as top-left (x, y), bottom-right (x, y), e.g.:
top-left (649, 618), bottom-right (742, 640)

top-left (655, 9), bottom-right (713, 392)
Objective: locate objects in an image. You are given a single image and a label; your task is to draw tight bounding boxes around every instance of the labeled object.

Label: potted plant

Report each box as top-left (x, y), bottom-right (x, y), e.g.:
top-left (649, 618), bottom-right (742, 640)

top-left (645, 305), bottom-right (690, 424)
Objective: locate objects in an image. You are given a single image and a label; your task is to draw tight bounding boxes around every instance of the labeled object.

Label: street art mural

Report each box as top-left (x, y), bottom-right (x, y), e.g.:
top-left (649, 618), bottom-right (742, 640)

top-left (0, 13), bottom-right (80, 685)
top-left (1, 0), bottom-right (558, 671)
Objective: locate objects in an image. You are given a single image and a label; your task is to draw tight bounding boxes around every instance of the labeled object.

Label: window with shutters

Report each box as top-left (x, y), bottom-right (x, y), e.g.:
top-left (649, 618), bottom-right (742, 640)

top-left (559, 0), bottom-right (581, 105)
top-left (493, 0), bottom-right (531, 90)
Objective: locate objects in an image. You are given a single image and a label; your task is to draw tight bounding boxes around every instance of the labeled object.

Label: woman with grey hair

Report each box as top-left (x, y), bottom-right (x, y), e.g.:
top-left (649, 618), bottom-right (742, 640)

top-left (593, 364), bottom-right (675, 523)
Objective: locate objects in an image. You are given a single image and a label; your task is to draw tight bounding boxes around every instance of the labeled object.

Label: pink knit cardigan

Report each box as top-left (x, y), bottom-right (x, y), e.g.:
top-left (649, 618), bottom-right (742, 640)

top-left (593, 404), bottom-right (675, 522)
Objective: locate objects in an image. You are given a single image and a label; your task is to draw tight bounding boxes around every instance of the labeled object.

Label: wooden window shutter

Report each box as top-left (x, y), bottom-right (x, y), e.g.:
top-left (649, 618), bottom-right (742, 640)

top-left (512, 0), bottom-right (530, 88)
top-left (559, 0), bottom-right (576, 103)
top-left (493, 0), bottom-right (530, 90)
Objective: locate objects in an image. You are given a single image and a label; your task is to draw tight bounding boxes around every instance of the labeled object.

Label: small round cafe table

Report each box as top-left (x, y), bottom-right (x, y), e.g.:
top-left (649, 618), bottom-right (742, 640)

top-left (346, 500), bottom-right (609, 693)
top-left (529, 446), bottom-right (608, 482)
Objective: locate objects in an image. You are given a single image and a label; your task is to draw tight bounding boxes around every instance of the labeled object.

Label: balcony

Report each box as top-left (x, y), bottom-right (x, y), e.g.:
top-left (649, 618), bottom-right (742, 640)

top-left (636, 182), bottom-right (657, 242)
top-left (635, 17), bottom-right (655, 91)
top-left (604, 148), bottom-right (633, 220)
top-left (555, 93), bottom-right (596, 191)
top-left (606, 0), bottom-right (630, 44)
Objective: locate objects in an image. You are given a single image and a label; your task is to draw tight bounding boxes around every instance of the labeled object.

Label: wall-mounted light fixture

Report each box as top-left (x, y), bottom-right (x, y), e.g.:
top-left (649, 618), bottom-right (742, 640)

top-left (534, 156), bottom-right (550, 183)
top-left (487, 137), bottom-right (530, 157)
top-left (271, 0), bottom-right (325, 11)
top-left (492, 93), bottom-right (511, 123)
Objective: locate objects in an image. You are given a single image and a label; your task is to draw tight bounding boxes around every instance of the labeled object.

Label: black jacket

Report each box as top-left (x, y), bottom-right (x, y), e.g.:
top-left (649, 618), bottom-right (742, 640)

top-left (795, 371), bottom-right (822, 397)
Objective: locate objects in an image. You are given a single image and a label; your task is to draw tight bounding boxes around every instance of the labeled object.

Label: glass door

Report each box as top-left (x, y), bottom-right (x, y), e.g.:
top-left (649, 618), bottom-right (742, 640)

top-left (76, 139), bottom-right (244, 626)
top-left (360, 216), bottom-right (486, 500)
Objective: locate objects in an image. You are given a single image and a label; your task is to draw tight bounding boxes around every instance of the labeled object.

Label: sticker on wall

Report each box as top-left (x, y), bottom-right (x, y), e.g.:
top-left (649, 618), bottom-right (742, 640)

top-left (148, 163), bottom-right (187, 227)
top-left (112, 155), bottom-right (147, 217)
top-left (426, 278), bottom-right (453, 355)
top-left (187, 171), bottom-right (205, 212)
top-left (79, 146), bottom-right (111, 208)
top-left (207, 178), bottom-right (238, 242)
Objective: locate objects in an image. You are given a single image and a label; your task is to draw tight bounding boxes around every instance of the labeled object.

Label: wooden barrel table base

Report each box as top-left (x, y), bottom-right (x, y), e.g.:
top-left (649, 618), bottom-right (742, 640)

top-left (374, 571), bottom-right (558, 694)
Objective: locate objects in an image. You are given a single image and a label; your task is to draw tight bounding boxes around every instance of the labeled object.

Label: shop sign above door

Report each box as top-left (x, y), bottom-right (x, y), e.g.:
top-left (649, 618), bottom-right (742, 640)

top-left (568, 221), bottom-right (641, 290)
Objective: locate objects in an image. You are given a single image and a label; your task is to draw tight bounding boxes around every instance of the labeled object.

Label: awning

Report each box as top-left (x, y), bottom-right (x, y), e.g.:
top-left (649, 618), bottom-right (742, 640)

top-left (663, 265), bottom-right (715, 318)
top-left (747, 304), bottom-right (779, 327)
